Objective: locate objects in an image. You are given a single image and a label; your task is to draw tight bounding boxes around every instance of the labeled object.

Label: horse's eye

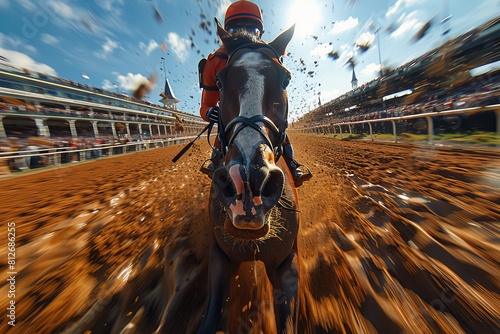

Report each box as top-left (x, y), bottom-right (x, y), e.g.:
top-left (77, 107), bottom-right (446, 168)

top-left (216, 79), bottom-right (223, 90)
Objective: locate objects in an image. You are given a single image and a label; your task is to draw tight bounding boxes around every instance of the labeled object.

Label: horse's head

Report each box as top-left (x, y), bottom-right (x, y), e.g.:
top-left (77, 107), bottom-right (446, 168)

top-left (212, 19), bottom-right (295, 239)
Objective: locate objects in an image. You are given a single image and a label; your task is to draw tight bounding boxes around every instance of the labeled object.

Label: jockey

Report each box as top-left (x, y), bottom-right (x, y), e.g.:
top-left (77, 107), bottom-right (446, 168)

top-left (199, 0), bottom-right (312, 187)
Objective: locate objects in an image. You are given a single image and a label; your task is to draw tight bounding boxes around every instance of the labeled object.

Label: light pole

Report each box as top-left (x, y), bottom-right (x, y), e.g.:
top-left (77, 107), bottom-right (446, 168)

top-left (366, 16), bottom-right (383, 77)
top-left (376, 27), bottom-right (383, 76)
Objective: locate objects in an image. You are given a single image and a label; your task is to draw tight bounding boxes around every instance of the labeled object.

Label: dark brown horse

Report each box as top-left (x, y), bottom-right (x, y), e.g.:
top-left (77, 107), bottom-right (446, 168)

top-left (197, 20), bottom-right (300, 333)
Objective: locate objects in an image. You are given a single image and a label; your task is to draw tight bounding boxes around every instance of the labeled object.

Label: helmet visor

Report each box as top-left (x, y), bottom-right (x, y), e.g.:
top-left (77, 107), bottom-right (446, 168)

top-left (228, 25), bottom-right (261, 37)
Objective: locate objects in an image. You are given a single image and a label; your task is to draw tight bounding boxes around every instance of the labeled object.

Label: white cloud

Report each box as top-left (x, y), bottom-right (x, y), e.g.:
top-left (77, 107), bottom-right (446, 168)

top-left (116, 73), bottom-right (149, 91)
top-left (102, 38), bottom-right (118, 54)
top-left (386, 0), bottom-right (426, 17)
top-left (0, 47), bottom-right (57, 76)
top-left (0, 0), bottom-right (10, 9)
top-left (361, 63), bottom-right (382, 77)
top-left (310, 43), bottom-right (333, 58)
top-left (0, 32), bottom-right (36, 54)
top-left (337, 43), bottom-right (355, 65)
top-left (386, 0), bottom-right (404, 17)
top-left (139, 40), bottom-right (159, 56)
top-left (94, 37), bottom-right (119, 59)
top-left (102, 79), bottom-right (116, 91)
top-left (47, 0), bottom-right (76, 20)
top-left (319, 88), bottom-right (341, 103)
top-left (166, 33), bottom-right (190, 63)
top-left (355, 32), bottom-right (375, 48)
top-left (328, 17), bottom-right (358, 35)
top-left (389, 12), bottom-right (422, 39)
top-left (40, 33), bottom-right (59, 45)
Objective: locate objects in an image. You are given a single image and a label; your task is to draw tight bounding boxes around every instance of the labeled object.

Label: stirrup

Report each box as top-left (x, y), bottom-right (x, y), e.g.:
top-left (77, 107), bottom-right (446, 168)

top-left (200, 147), bottom-right (223, 179)
top-left (291, 160), bottom-right (312, 187)
top-left (200, 158), bottom-right (215, 179)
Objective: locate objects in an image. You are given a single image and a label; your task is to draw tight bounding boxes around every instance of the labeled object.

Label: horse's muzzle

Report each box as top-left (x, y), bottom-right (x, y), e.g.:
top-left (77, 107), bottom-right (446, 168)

top-left (213, 161), bottom-right (284, 234)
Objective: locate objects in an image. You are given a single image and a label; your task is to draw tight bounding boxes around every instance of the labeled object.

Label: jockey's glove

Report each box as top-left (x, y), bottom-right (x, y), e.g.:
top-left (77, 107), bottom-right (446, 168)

top-left (207, 106), bottom-right (219, 123)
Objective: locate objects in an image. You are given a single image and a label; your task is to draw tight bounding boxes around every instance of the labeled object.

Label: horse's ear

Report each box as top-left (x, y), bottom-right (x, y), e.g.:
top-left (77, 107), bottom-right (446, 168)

top-left (269, 24), bottom-right (295, 56)
top-left (215, 17), bottom-right (231, 44)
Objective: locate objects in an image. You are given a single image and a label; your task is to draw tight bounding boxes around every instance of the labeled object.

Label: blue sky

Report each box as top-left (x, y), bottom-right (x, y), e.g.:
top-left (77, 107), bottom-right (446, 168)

top-left (0, 0), bottom-right (498, 120)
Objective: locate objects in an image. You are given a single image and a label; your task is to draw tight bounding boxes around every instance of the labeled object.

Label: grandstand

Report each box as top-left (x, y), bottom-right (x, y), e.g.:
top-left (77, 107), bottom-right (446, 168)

top-left (298, 17), bottom-right (500, 127)
top-left (0, 65), bottom-right (203, 141)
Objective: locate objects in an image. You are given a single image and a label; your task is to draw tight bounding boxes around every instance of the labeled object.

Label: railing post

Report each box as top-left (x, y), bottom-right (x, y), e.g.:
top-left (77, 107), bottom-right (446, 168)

top-left (425, 116), bottom-right (434, 143)
top-left (391, 120), bottom-right (397, 143)
top-left (0, 116), bottom-right (6, 138)
top-left (368, 122), bottom-right (373, 141)
top-left (68, 120), bottom-right (78, 139)
top-left (111, 123), bottom-right (117, 138)
top-left (54, 152), bottom-right (61, 166)
top-left (92, 121), bottom-right (99, 137)
top-left (126, 123), bottom-right (131, 137)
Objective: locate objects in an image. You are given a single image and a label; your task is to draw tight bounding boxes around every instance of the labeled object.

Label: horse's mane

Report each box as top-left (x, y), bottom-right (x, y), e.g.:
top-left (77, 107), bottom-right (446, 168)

top-left (221, 30), bottom-right (261, 55)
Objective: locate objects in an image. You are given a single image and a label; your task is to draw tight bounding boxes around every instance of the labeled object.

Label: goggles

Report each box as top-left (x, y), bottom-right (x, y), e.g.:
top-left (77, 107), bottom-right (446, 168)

top-left (227, 26), bottom-right (261, 37)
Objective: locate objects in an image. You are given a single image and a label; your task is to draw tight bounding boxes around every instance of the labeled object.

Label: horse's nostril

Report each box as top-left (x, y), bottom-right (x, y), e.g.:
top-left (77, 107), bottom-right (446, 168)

top-left (261, 169), bottom-right (284, 198)
top-left (214, 169), bottom-right (236, 199)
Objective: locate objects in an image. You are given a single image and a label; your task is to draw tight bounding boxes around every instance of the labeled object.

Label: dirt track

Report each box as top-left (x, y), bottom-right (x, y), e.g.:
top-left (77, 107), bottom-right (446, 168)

top-left (0, 133), bottom-right (499, 333)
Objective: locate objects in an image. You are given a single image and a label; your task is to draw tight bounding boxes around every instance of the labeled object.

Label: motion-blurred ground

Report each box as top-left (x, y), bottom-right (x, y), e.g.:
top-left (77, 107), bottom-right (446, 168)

top-left (0, 133), bottom-right (498, 333)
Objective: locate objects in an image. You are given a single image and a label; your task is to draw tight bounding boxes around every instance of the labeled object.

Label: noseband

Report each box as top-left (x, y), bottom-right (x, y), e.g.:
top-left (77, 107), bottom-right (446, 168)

top-left (222, 114), bottom-right (286, 161)
top-left (217, 43), bottom-right (289, 162)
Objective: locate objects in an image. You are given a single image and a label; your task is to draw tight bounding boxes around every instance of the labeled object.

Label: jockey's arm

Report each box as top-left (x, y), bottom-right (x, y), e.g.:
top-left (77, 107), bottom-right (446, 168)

top-left (200, 89), bottom-right (219, 122)
top-left (199, 50), bottom-right (227, 122)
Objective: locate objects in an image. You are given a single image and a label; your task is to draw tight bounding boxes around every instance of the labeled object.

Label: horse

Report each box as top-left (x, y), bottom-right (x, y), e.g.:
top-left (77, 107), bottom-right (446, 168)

top-left (197, 19), bottom-right (300, 333)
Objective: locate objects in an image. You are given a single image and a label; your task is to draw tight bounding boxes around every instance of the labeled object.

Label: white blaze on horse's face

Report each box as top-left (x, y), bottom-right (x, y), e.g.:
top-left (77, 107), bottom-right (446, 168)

top-left (232, 51), bottom-right (272, 159)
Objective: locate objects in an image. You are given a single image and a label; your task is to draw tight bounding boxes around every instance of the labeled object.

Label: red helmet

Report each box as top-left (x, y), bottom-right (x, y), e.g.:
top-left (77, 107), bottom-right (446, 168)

top-left (224, 1), bottom-right (264, 33)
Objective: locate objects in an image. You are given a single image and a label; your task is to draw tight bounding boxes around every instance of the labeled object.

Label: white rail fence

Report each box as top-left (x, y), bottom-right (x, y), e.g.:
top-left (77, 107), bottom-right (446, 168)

top-left (0, 135), bottom-right (200, 176)
top-left (293, 104), bottom-right (500, 143)
top-left (2, 105), bottom-right (499, 176)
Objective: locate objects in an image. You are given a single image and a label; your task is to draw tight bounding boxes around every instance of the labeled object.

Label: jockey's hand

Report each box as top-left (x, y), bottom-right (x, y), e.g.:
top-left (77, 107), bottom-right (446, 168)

top-left (207, 106), bottom-right (219, 123)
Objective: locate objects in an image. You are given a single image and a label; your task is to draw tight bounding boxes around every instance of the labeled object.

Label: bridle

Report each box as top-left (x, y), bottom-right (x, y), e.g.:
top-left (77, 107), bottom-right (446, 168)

top-left (215, 43), bottom-right (290, 162)
top-left (223, 114), bottom-right (286, 161)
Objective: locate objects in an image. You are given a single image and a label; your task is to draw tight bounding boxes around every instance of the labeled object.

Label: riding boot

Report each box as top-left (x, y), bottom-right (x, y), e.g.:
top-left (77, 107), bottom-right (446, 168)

top-left (282, 142), bottom-right (312, 187)
top-left (200, 146), bottom-right (223, 179)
